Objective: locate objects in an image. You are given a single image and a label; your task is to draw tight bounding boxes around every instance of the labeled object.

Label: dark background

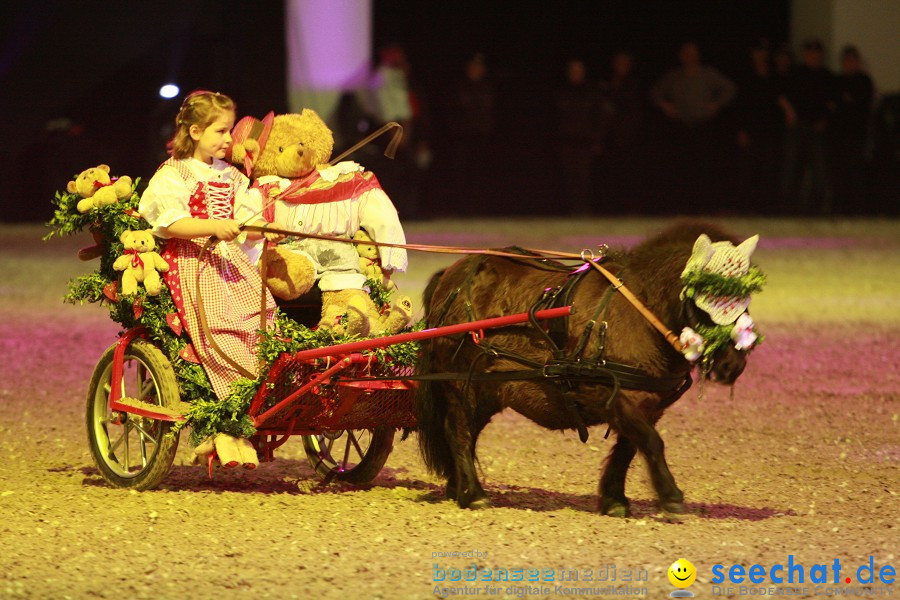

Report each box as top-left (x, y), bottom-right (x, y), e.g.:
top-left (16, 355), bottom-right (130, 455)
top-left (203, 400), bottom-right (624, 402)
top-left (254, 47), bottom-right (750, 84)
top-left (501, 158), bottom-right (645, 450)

top-left (8, 0), bottom-right (887, 222)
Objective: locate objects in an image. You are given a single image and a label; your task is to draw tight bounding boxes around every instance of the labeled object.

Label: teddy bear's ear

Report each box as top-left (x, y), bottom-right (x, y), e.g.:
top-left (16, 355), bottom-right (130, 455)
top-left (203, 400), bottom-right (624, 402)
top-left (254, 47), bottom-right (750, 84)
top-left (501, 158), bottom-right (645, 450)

top-left (98, 164), bottom-right (111, 173)
top-left (119, 230), bottom-right (133, 244)
top-left (67, 181), bottom-right (77, 193)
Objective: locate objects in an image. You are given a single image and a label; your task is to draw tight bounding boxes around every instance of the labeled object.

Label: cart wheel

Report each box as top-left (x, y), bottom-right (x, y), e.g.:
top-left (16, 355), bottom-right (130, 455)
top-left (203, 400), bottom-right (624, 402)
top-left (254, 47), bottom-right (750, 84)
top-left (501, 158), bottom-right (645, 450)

top-left (86, 339), bottom-right (181, 490)
top-left (302, 427), bottom-right (394, 484)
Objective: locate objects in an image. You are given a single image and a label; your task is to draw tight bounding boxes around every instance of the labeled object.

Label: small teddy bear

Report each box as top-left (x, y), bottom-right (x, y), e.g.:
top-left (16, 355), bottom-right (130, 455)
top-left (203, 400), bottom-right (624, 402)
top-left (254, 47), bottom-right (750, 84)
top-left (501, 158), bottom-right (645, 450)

top-left (113, 230), bottom-right (169, 296)
top-left (68, 164), bottom-right (133, 213)
top-left (354, 229), bottom-right (395, 291)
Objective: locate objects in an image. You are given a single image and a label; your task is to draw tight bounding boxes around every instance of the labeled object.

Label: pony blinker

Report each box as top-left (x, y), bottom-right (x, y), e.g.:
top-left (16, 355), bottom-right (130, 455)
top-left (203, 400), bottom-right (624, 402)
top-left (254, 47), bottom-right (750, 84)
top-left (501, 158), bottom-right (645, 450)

top-left (682, 234), bottom-right (759, 325)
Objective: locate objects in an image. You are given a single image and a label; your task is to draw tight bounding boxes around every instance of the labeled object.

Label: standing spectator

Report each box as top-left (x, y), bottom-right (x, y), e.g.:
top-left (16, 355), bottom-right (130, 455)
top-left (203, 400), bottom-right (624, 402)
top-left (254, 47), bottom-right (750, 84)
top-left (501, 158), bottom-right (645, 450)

top-left (771, 43), bottom-right (797, 94)
top-left (771, 43), bottom-right (799, 200)
top-left (830, 45), bottom-right (874, 213)
top-left (368, 42), bottom-right (413, 132)
top-left (780, 38), bottom-right (837, 215)
top-left (367, 42), bottom-right (416, 216)
top-left (870, 93), bottom-right (900, 215)
top-left (448, 53), bottom-right (497, 214)
top-left (554, 58), bottom-right (604, 214)
top-left (651, 41), bottom-right (736, 212)
top-left (734, 40), bottom-right (789, 212)
top-left (399, 49), bottom-right (434, 218)
top-left (600, 50), bottom-right (645, 209)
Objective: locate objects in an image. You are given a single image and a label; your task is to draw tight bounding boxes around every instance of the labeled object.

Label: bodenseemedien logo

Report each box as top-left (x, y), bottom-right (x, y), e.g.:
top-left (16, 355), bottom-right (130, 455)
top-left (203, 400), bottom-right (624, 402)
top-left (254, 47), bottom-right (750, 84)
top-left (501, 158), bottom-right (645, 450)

top-left (669, 558), bottom-right (697, 597)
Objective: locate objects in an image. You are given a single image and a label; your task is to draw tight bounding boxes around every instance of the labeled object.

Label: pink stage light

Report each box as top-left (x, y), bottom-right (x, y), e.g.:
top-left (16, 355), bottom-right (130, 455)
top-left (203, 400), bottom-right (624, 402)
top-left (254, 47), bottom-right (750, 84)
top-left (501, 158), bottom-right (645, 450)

top-left (285, 0), bottom-right (372, 91)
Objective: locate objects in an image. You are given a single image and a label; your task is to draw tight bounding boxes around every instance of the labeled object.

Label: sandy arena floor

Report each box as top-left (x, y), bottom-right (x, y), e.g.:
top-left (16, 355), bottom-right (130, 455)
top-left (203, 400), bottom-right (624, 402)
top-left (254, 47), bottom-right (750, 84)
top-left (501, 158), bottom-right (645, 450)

top-left (0, 217), bottom-right (897, 599)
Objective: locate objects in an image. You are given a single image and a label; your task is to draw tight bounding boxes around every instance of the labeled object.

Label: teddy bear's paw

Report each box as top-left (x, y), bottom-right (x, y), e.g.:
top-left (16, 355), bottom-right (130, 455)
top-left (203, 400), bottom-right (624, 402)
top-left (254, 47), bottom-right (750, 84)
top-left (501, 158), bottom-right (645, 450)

top-left (76, 198), bottom-right (96, 214)
top-left (265, 247), bottom-right (316, 300)
top-left (345, 296), bottom-right (372, 337)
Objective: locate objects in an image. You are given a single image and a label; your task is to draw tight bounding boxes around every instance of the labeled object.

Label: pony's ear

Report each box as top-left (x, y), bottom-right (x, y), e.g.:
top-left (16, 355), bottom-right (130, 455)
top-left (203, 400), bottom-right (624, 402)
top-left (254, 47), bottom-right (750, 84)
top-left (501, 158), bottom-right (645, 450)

top-left (736, 234), bottom-right (760, 258)
top-left (682, 234), bottom-right (714, 275)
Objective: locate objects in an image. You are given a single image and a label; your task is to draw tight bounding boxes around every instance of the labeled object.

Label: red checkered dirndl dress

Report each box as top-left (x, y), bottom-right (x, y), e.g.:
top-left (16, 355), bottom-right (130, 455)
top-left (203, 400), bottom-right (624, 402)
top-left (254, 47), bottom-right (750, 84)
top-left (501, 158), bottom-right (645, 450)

top-left (158, 159), bottom-right (275, 401)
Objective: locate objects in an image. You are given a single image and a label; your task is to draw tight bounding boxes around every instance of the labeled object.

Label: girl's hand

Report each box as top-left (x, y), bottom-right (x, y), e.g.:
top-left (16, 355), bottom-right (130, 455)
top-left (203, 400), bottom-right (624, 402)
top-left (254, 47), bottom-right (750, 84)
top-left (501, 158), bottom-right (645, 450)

top-left (264, 222), bottom-right (286, 244)
top-left (213, 219), bottom-right (242, 242)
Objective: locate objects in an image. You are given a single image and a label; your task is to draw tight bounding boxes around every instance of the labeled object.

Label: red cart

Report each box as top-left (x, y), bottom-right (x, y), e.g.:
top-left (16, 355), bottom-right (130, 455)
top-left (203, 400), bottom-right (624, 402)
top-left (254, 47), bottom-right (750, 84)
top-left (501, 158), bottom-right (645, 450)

top-left (85, 303), bottom-right (572, 490)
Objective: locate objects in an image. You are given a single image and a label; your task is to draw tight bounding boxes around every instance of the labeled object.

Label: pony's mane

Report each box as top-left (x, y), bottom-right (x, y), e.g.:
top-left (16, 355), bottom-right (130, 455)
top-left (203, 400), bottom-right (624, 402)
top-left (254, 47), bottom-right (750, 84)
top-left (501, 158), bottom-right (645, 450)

top-left (638, 220), bottom-right (738, 250)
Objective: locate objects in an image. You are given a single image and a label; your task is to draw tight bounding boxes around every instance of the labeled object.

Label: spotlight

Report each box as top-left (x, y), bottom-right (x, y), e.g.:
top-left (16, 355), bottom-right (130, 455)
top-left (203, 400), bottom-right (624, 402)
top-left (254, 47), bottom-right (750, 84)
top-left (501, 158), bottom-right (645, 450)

top-left (159, 84), bottom-right (180, 99)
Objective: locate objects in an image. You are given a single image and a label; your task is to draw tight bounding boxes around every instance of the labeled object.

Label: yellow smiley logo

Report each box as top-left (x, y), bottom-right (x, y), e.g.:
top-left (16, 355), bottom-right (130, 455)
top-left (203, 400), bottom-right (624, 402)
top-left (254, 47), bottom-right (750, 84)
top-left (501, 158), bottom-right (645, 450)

top-left (668, 558), bottom-right (697, 588)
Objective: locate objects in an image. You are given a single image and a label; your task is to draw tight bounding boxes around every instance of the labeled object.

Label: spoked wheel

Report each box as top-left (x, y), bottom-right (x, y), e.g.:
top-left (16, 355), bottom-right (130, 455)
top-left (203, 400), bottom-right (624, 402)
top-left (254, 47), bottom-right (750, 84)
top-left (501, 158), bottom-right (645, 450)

top-left (86, 339), bottom-right (181, 490)
top-left (302, 427), bottom-right (394, 484)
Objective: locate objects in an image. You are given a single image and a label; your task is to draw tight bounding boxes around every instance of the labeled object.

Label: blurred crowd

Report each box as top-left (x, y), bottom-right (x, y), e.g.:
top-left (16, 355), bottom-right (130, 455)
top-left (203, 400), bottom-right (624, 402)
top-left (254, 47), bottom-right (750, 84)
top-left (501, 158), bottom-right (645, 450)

top-left (16, 38), bottom-right (897, 223)
top-left (343, 38), bottom-right (898, 219)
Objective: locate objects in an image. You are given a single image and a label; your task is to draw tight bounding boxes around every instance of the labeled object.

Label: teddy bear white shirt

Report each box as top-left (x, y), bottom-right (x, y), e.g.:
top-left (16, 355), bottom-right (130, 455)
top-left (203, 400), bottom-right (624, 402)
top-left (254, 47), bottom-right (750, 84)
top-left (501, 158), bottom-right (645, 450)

top-left (139, 157), bottom-right (264, 263)
top-left (257, 161), bottom-right (408, 273)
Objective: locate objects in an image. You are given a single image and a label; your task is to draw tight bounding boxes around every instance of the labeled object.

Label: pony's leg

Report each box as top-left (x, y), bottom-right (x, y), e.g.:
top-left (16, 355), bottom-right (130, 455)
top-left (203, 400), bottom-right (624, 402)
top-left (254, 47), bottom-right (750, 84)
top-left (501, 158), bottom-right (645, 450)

top-left (443, 423), bottom-right (485, 504)
top-left (615, 403), bottom-right (684, 514)
top-left (598, 435), bottom-right (637, 517)
top-left (442, 388), bottom-right (491, 509)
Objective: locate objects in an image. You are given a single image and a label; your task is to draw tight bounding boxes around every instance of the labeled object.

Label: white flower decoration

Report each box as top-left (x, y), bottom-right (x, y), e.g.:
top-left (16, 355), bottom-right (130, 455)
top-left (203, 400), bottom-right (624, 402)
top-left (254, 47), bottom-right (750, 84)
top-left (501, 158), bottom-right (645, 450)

top-left (680, 327), bottom-right (705, 363)
top-left (731, 313), bottom-right (758, 351)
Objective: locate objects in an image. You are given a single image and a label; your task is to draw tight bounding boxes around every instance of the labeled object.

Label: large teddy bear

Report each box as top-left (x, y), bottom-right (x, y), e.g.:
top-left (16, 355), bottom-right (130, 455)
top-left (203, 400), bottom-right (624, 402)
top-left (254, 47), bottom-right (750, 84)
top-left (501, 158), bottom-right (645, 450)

top-left (68, 164), bottom-right (133, 213)
top-left (231, 109), bottom-right (412, 336)
top-left (112, 230), bottom-right (169, 296)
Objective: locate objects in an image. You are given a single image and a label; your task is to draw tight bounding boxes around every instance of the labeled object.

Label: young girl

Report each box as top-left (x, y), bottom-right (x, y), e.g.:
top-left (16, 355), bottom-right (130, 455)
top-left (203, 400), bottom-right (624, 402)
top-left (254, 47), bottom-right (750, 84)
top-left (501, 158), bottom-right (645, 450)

top-left (139, 90), bottom-right (280, 466)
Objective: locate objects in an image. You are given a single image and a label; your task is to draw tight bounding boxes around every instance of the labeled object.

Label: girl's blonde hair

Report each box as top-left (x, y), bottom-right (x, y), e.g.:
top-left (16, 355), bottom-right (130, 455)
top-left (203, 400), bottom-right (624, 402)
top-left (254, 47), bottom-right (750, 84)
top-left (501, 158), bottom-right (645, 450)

top-left (167, 90), bottom-right (236, 158)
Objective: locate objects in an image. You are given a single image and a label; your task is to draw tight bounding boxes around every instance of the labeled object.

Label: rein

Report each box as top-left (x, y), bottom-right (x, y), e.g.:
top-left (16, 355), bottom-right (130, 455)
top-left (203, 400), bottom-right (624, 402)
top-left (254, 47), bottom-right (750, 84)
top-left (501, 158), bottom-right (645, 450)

top-left (190, 224), bottom-right (688, 384)
top-left (242, 224), bottom-right (685, 353)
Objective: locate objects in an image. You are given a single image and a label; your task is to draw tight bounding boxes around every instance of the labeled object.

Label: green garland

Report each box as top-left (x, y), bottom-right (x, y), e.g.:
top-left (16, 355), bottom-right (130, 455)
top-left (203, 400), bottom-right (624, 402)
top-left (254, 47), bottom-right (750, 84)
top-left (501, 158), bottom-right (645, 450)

top-left (694, 322), bottom-right (765, 359)
top-left (46, 179), bottom-right (220, 412)
top-left (681, 266), bottom-right (766, 301)
top-left (47, 175), bottom-right (421, 446)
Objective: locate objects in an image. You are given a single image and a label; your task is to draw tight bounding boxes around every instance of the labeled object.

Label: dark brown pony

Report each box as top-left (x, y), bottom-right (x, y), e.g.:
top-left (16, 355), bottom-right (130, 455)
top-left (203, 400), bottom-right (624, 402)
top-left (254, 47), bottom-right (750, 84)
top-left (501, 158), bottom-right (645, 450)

top-left (415, 221), bottom-right (753, 516)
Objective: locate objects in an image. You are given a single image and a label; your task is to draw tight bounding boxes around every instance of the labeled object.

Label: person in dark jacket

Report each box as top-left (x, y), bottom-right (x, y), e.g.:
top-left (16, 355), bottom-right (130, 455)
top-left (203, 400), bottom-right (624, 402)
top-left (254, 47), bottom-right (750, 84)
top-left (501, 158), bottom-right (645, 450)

top-left (830, 45), bottom-right (874, 212)
top-left (780, 38), bottom-right (837, 215)
top-left (554, 58), bottom-right (604, 214)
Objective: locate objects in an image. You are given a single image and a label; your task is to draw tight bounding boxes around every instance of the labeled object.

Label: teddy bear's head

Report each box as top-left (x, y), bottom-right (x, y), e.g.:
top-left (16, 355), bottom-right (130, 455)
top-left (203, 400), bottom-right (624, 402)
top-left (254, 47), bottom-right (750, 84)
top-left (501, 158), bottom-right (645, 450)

top-left (353, 229), bottom-right (379, 261)
top-left (67, 164), bottom-right (112, 198)
top-left (253, 109), bottom-right (334, 179)
top-left (120, 230), bottom-right (156, 253)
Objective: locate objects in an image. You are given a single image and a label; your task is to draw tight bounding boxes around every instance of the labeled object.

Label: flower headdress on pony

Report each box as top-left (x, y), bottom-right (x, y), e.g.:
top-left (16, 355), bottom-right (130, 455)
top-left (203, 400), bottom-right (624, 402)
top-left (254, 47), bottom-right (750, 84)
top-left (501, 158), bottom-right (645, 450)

top-left (678, 234), bottom-right (766, 363)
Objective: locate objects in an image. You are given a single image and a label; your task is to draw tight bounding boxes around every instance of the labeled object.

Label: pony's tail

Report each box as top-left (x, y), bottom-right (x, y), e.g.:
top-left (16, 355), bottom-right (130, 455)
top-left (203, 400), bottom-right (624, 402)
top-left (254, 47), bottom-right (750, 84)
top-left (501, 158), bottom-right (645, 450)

top-left (415, 269), bottom-right (455, 477)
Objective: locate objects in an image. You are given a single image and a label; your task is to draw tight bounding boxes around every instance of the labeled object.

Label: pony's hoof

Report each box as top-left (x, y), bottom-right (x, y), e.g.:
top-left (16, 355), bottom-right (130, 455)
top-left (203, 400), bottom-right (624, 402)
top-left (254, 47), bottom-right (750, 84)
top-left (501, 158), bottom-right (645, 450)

top-left (465, 497), bottom-right (492, 510)
top-left (660, 501), bottom-right (685, 515)
top-left (599, 498), bottom-right (631, 518)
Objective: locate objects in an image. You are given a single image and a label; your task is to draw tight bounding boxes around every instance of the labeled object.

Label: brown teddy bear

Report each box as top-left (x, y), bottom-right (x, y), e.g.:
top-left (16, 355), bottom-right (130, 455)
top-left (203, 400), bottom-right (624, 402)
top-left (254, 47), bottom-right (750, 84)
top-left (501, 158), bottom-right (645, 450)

top-left (112, 230), bottom-right (169, 296)
top-left (320, 288), bottom-right (414, 336)
top-left (232, 109), bottom-right (409, 334)
top-left (68, 164), bottom-right (133, 213)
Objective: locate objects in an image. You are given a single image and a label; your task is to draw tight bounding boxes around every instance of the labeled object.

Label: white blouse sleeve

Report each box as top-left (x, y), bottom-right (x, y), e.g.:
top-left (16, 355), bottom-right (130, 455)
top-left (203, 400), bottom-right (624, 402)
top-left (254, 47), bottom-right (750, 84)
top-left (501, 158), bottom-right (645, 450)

top-left (138, 165), bottom-right (192, 238)
top-left (358, 188), bottom-right (408, 272)
top-left (233, 173), bottom-right (264, 224)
